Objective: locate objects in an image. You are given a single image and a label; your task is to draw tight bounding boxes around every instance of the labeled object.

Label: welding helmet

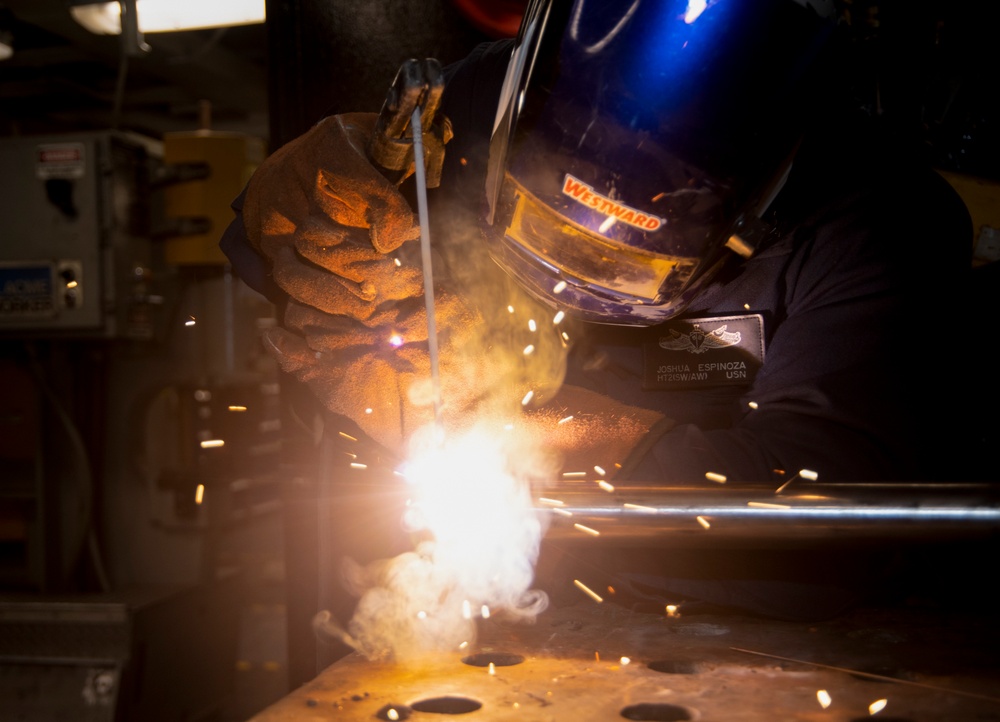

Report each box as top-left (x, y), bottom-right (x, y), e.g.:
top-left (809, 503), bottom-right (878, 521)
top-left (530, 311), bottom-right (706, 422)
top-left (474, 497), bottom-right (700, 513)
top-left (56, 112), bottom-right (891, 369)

top-left (482, 0), bottom-right (835, 325)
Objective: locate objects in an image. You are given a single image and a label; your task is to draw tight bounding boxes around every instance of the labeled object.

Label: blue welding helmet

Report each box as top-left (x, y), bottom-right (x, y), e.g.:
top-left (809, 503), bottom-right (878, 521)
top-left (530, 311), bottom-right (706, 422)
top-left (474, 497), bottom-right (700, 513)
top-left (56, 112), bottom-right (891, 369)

top-left (482, 0), bottom-right (835, 325)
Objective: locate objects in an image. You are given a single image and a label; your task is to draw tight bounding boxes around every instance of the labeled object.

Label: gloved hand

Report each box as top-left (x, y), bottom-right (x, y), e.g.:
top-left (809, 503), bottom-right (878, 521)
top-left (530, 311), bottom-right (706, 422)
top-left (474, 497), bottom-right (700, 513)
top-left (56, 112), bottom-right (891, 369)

top-left (243, 112), bottom-right (425, 322)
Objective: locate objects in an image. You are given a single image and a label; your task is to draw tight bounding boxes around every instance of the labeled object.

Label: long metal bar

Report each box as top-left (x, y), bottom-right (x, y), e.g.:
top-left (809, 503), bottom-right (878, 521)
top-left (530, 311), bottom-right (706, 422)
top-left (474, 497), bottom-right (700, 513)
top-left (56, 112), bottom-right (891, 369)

top-left (535, 482), bottom-right (1000, 543)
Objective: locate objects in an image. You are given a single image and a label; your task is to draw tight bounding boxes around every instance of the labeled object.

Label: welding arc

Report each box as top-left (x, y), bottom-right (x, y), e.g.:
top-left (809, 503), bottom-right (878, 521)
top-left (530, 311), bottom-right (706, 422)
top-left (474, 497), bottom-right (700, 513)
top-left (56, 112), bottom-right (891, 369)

top-left (410, 108), bottom-right (442, 427)
top-left (730, 647), bottom-right (1000, 704)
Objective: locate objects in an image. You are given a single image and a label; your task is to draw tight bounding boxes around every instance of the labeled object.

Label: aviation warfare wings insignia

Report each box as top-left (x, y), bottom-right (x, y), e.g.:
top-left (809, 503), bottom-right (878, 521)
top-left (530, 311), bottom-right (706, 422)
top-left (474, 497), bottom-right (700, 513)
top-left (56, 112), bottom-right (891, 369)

top-left (658, 324), bottom-right (742, 354)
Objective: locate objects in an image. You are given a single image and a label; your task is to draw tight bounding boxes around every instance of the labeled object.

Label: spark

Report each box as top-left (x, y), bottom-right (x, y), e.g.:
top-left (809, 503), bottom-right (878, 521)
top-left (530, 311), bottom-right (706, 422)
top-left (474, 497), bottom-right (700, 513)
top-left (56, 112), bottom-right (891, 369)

top-left (200, 439), bottom-right (224, 448)
top-left (528, 319), bottom-right (537, 332)
top-left (562, 471), bottom-right (586, 477)
top-left (523, 344), bottom-right (535, 356)
top-left (561, 331), bottom-right (570, 342)
top-left (462, 600), bottom-right (472, 619)
top-left (459, 641), bottom-right (469, 649)
top-left (507, 305), bottom-right (515, 313)
top-left (417, 610), bottom-right (427, 619)
top-left (594, 465), bottom-right (606, 476)
top-left (558, 415), bottom-right (574, 424)
top-left (744, 303), bottom-right (750, 310)
top-left (195, 484), bottom-right (205, 505)
top-left (539, 498), bottom-right (565, 506)
top-left (553, 280), bottom-right (567, 294)
top-left (748, 501), bottom-right (790, 509)
top-left (227, 405), bottom-right (247, 412)
top-left (817, 690), bottom-right (832, 709)
top-left (553, 310), bottom-right (566, 324)
top-left (365, 408), bottom-right (373, 414)
top-left (595, 651), bottom-right (600, 662)
top-left (552, 508), bottom-right (573, 517)
top-left (388, 708), bottom-right (400, 721)
top-left (389, 334), bottom-right (404, 347)
top-left (521, 390), bottom-right (534, 406)
top-left (394, 257), bottom-right (402, 267)
top-left (620, 657), bottom-right (631, 665)
top-left (185, 317), bottom-right (196, 326)
top-left (696, 515), bottom-right (711, 529)
top-left (684, 0), bottom-right (707, 23)
top-left (350, 462), bottom-right (368, 470)
top-left (481, 605), bottom-right (490, 619)
top-left (339, 432), bottom-right (357, 441)
top-left (800, 468), bottom-right (819, 481)
top-left (597, 480), bottom-right (615, 492)
top-left (599, 216), bottom-right (616, 233)
top-left (869, 699), bottom-right (888, 715)
top-left (748, 401), bottom-right (759, 409)
top-left (573, 523), bottom-right (600, 536)
top-left (574, 579), bottom-right (604, 603)
top-left (66, 280), bottom-right (79, 289)
top-left (705, 471), bottom-right (727, 484)
top-left (665, 605), bottom-right (680, 618)
top-left (624, 503), bottom-right (657, 512)
top-left (488, 662), bottom-right (496, 675)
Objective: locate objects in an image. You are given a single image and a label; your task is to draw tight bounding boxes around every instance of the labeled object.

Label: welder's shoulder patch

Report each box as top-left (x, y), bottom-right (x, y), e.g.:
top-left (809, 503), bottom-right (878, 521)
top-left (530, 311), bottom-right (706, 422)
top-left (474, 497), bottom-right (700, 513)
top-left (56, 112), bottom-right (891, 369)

top-left (642, 314), bottom-right (764, 390)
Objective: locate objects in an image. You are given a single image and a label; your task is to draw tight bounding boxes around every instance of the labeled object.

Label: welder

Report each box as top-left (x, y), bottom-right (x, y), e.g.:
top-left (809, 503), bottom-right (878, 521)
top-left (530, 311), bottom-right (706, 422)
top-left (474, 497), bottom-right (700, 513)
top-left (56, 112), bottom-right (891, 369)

top-left (221, 0), bottom-right (973, 619)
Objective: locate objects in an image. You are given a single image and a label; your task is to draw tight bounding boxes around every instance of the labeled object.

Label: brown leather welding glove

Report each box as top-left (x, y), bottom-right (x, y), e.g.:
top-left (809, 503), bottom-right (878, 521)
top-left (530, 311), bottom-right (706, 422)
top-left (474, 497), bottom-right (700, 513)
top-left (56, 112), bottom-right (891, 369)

top-left (243, 113), bottom-right (425, 322)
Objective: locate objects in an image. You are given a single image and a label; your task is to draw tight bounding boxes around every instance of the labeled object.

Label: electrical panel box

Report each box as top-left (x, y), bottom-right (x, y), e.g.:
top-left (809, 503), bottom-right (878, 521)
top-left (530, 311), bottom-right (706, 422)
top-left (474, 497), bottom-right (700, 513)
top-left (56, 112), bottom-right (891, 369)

top-left (0, 132), bottom-right (158, 337)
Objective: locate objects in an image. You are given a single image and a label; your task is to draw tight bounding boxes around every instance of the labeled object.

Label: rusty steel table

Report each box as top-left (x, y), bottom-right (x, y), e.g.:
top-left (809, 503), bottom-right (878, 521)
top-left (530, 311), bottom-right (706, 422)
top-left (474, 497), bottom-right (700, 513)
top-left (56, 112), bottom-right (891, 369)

top-left (247, 598), bottom-right (1000, 721)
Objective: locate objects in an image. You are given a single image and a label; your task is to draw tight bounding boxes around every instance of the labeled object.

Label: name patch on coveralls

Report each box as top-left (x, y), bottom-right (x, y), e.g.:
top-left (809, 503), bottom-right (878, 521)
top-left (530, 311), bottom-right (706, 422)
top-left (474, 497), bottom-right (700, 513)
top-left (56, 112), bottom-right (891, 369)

top-left (643, 314), bottom-right (765, 390)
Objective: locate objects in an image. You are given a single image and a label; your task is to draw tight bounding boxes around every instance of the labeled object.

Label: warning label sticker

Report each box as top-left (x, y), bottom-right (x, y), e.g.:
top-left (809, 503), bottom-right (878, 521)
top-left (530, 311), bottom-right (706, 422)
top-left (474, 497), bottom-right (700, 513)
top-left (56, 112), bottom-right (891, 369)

top-left (36, 142), bottom-right (85, 179)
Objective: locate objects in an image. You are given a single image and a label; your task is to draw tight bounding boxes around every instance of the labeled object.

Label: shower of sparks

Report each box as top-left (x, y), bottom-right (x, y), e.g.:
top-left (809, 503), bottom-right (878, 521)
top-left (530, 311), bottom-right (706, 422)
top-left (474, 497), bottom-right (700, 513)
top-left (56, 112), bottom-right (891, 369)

top-left (523, 344), bottom-right (535, 356)
top-left (553, 280), bottom-right (567, 294)
top-left (696, 515), bottom-right (710, 529)
top-left (553, 310), bottom-right (566, 324)
top-left (869, 699), bottom-right (888, 715)
top-left (339, 431), bottom-right (357, 441)
top-left (194, 484), bottom-right (205, 505)
top-left (624, 503), bottom-right (657, 512)
top-left (574, 579), bottom-right (604, 603)
top-left (528, 319), bottom-right (537, 332)
top-left (748, 401), bottom-right (759, 409)
top-left (200, 439), bottom-right (224, 448)
top-left (705, 471), bottom-right (727, 484)
top-left (521, 390), bottom-right (534, 406)
top-left (350, 462), bottom-right (368, 470)
top-left (574, 523), bottom-right (600, 537)
top-left (594, 465), bottom-right (606, 476)
top-left (597, 480), bottom-right (615, 492)
top-left (817, 690), bottom-right (832, 709)
top-left (228, 405), bottom-right (247, 412)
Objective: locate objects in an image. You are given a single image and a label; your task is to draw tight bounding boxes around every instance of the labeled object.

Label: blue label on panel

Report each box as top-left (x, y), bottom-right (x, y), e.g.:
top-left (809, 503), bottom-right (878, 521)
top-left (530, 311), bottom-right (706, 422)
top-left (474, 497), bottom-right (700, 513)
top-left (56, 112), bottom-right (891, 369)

top-left (0, 264), bottom-right (56, 316)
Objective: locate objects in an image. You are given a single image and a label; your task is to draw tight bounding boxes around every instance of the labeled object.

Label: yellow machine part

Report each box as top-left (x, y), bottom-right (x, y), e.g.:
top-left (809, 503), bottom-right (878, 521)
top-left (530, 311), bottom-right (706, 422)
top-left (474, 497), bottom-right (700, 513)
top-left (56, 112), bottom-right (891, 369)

top-left (163, 131), bottom-right (266, 265)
